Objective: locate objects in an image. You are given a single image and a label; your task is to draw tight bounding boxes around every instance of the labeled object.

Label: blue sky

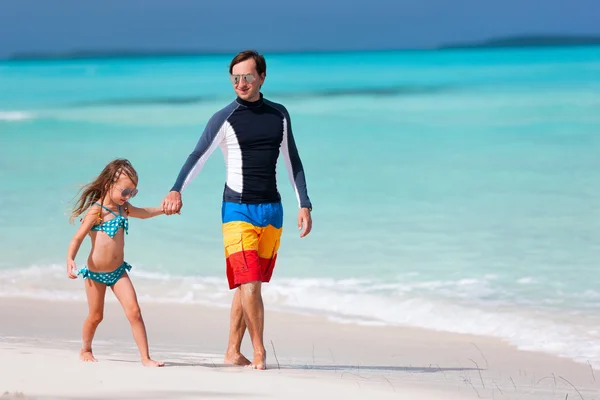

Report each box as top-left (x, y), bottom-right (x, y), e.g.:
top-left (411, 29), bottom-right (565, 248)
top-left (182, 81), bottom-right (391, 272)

top-left (0, 0), bottom-right (598, 57)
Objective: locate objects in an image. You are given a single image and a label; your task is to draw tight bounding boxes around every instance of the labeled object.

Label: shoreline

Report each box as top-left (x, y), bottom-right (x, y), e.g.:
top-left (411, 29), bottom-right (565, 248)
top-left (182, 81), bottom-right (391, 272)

top-left (1, 261), bottom-right (600, 372)
top-left (1, 297), bottom-right (598, 399)
top-left (1, 263), bottom-right (599, 372)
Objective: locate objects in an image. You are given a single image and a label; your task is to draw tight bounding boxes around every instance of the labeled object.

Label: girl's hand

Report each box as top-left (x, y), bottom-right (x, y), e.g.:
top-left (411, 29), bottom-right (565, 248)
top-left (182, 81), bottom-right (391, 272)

top-left (67, 259), bottom-right (78, 279)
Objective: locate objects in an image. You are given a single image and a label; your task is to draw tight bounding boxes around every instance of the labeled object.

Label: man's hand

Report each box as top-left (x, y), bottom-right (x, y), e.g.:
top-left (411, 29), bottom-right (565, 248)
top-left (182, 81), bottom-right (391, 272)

top-left (162, 191), bottom-right (182, 215)
top-left (298, 208), bottom-right (312, 238)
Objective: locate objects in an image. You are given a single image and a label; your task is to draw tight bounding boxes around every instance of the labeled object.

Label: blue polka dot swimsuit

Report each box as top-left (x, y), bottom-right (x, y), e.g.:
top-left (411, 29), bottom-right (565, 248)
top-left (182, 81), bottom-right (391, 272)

top-left (78, 262), bottom-right (132, 286)
top-left (90, 203), bottom-right (129, 238)
top-left (78, 203), bottom-right (132, 286)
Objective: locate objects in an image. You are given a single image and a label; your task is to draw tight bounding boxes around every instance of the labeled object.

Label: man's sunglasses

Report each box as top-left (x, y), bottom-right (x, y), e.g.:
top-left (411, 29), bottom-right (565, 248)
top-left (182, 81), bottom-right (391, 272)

top-left (230, 74), bottom-right (256, 85)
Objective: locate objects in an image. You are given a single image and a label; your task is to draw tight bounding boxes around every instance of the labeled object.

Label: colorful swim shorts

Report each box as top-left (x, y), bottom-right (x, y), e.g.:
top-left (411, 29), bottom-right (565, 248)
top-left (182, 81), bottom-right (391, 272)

top-left (222, 202), bottom-right (283, 290)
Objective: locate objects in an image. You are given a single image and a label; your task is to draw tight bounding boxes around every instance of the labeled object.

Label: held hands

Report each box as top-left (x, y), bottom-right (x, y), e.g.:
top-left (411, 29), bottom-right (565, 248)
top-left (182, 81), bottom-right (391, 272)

top-left (298, 208), bottom-right (312, 238)
top-left (67, 259), bottom-right (78, 279)
top-left (162, 191), bottom-right (183, 216)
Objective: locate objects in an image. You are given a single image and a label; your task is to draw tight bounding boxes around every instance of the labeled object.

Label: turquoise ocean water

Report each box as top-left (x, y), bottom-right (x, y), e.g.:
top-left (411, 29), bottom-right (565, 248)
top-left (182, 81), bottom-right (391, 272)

top-left (1, 47), bottom-right (600, 367)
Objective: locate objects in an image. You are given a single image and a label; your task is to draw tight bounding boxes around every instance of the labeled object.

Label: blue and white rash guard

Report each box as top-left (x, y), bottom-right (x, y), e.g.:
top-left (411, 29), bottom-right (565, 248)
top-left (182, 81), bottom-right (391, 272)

top-left (170, 94), bottom-right (312, 210)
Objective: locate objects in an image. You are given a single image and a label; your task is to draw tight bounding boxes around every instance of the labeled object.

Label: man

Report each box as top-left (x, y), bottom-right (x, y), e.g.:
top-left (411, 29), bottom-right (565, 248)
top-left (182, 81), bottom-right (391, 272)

top-left (162, 50), bottom-right (313, 370)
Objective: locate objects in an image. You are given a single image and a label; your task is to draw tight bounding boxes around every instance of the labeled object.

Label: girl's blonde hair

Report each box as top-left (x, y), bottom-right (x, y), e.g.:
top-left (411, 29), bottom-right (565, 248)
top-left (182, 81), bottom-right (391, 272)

top-left (70, 158), bottom-right (138, 223)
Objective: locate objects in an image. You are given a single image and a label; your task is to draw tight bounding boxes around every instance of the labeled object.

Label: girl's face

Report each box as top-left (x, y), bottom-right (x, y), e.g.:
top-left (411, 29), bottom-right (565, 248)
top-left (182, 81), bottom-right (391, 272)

top-left (109, 174), bottom-right (138, 205)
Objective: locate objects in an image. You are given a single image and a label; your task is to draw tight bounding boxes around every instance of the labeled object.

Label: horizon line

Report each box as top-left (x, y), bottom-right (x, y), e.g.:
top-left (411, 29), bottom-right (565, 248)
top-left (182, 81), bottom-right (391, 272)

top-left (3, 34), bottom-right (600, 62)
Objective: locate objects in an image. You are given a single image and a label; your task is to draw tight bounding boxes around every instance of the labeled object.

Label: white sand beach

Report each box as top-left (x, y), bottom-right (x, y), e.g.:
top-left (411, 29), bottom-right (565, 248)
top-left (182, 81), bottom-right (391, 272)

top-left (1, 297), bottom-right (598, 400)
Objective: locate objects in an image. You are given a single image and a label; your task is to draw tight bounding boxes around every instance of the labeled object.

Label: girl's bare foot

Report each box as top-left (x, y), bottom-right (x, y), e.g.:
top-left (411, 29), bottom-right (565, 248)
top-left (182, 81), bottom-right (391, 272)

top-left (142, 358), bottom-right (165, 367)
top-left (80, 350), bottom-right (97, 362)
top-left (224, 351), bottom-right (251, 366)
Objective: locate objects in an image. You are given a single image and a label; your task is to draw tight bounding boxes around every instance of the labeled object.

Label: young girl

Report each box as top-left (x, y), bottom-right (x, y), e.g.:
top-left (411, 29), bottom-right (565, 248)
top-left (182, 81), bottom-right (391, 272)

top-left (67, 158), bottom-right (165, 367)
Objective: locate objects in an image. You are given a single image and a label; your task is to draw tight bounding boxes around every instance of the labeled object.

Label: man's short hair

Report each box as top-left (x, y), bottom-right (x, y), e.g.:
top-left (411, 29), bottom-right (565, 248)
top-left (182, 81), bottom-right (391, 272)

top-left (229, 50), bottom-right (267, 76)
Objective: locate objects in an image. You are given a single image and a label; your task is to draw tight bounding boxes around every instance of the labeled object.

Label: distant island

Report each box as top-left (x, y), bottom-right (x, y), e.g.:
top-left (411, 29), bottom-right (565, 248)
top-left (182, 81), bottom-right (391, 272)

top-left (4, 49), bottom-right (238, 61)
top-left (4, 35), bottom-right (600, 61)
top-left (438, 35), bottom-right (600, 49)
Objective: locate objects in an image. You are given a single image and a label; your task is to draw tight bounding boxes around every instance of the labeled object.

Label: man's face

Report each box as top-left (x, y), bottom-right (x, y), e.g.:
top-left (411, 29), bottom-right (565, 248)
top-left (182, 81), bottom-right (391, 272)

top-left (230, 58), bottom-right (265, 102)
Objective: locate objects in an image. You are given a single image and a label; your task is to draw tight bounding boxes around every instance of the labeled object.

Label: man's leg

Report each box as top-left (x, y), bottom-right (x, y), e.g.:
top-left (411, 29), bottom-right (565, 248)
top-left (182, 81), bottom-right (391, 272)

top-left (239, 281), bottom-right (266, 369)
top-left (239, 203), bottom-right (282, 370)
top-left (221, 202), bottom-right (259, 366)
top-left (224, 287), bottom-right (251, 365)
top-left (221, 202), bottom-right (281, 370)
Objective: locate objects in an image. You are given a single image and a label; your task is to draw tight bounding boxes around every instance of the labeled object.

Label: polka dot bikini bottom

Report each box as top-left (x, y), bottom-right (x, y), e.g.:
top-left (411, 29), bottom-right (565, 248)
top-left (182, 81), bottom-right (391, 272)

top-left (78, 262), bottom-right (132, 286)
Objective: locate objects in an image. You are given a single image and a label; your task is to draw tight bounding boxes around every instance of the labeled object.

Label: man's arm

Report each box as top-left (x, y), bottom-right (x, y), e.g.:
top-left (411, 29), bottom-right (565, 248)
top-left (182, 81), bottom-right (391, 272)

top-left (163, 105), bottom-right (235, 215)
top-left (280, 108), bottom-right (312, 210)
top-left (170, 119), bottom-right (226, 193)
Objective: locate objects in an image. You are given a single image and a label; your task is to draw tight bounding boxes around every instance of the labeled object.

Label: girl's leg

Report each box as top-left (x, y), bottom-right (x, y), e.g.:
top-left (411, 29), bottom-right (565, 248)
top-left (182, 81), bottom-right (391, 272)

top-left (81, 278), bottom-right (107, 362)
top-left (111, 272), bottom-right (164, 367)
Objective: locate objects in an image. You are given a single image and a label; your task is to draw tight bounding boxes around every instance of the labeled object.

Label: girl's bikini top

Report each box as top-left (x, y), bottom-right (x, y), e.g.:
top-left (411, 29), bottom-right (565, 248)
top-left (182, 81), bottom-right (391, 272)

top-left (90, 202), bottom-right (129, 238)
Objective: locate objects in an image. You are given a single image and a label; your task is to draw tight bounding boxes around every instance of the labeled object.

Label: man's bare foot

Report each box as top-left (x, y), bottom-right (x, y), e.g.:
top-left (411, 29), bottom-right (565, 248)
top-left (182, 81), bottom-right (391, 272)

top-left (79, 350), bottom-right (97, 362)
top-left (224, 351), bottom-right (251, 366)
top-left (142, 358), bottom-right (165, 367)
top-left (250, 352), bottom-right (267, 370)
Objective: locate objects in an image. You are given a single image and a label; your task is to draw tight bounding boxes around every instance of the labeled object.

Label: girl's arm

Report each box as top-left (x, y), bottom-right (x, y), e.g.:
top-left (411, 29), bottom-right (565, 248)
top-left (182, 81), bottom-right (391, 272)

top-left (125, 202), bottom-right (165, 219)
top-left (66, 205), bottom-right (100, 278)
